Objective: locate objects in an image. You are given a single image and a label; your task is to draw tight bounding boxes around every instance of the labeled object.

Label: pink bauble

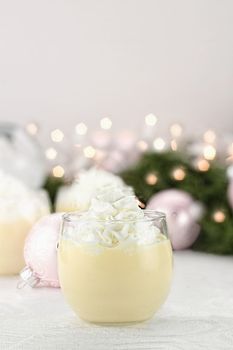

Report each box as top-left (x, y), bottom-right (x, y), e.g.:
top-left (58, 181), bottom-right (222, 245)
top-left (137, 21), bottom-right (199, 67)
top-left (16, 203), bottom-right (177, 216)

top-left (20, 213), bottom-right (62, 288)
top-left (147, 189), bottom-right (202, 250)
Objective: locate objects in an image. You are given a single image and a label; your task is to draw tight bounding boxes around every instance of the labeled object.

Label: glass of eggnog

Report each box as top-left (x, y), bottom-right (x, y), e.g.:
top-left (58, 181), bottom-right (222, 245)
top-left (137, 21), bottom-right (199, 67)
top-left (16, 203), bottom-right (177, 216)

top-left (55, 168), bottom-right (132, 213)
top-left (0, 180), bottom-right (50, 275)
top-left (58, 201), bottom-right (172, 325)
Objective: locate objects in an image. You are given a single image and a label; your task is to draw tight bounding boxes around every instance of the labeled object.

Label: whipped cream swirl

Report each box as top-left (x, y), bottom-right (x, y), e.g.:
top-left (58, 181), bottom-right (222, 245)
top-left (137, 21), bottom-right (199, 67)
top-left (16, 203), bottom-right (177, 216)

top-left (56, 168), bottom-right (132, 211)
top-left (0, 170), bottom-right (50, 221)
top-left (63, 183), bottom-right (162, 247)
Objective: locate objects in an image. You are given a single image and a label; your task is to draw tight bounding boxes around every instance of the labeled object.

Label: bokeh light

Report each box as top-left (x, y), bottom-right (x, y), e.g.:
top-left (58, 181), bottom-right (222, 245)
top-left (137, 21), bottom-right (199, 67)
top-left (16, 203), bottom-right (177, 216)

top-left (51, 129), bottom-right (64, 143)
top-left (145, 114), bottom-right (157, 126)
top-left (52, 165), bottom-right (65, 178)
top-left (75, 123), bottom-right (88, 135)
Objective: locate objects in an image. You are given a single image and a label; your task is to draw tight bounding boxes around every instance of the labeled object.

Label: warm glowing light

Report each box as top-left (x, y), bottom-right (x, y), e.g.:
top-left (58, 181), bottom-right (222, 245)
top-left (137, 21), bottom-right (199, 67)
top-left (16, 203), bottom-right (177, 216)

top-left (45, 147), bottom-right (57, 160)
top-left (75, 123), bottom-right (87, 135)
top-left (171, 139), bottom-right (178, 151)
top-left (197, 159), bottom-right (210, 172)
top-left (26, 123), bottom-right (38, 135)
top-left (83, 146), bottom-right (96, 158)
top-left (145, 172), bottom-right (158, 185)
top-left (203, 145), bottom-right (216, 160)
top-left (51, 129), bottom-right (64, 143)
top-left (213, 210), bottom-right (226, 223)
top-left (172, 167), bottom-right (186, 181)
top-left (203, 130), bottom-right (216, 144)
top-left (100, 117), bottom-right (112, 130)
top-left (52, 165), bottom-right (65, 178)
top-left (145, 114), bottom-right (157, 126)
top-left (170, 123), bottom-right (183, 138)
top-left (137, 140), bottom-right (148, 152)
top-left (153, 138), bottom-right (165, 151)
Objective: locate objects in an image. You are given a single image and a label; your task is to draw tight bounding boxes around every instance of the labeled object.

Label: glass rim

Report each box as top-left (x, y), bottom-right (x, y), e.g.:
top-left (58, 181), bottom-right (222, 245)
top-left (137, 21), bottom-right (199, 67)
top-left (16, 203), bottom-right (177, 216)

top-left (62, 209), bottom-right (166, 224)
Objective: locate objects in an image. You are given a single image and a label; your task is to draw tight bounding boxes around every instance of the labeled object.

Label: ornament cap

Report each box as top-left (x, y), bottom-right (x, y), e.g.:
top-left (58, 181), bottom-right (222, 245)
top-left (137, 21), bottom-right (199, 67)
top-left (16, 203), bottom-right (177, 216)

top-left (17, 266), bottom-right (40, 289)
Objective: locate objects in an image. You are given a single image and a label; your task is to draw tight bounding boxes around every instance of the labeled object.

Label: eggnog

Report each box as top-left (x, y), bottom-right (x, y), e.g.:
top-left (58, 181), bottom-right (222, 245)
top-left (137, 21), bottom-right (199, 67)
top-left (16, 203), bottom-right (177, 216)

top-left (0, 171), bottom-right (50, 275)
top-left (58, 184), bottom-right (172, 324)
top-left (58, 235), bottom-right (172, 324)
top-left (0, 218), bottom-right (33, 275)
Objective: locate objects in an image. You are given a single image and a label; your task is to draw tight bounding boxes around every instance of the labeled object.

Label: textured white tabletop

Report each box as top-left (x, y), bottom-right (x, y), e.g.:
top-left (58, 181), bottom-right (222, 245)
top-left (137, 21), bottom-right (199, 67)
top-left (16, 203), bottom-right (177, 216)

top-left (0, 251), bottom-right (233, 350)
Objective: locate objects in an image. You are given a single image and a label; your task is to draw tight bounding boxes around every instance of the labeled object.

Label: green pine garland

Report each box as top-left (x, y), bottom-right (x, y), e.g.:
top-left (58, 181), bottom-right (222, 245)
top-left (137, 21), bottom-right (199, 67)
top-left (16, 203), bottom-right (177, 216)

top-left (43, 176), bottom-right (65, 211)
top-left (43, 151), bottom-right (233, 255)
top-left (120, 151), bottom-right (233, 255)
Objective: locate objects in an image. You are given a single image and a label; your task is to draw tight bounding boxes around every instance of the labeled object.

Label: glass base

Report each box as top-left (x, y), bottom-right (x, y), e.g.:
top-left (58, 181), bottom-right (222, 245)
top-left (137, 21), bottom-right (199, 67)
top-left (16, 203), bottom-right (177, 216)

top-left (79, 316), bottom-right (152, 327)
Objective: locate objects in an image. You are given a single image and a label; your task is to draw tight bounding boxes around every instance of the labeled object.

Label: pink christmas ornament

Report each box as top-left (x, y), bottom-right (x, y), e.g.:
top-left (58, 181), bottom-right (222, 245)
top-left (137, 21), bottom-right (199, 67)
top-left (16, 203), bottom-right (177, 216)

top-left (18, 213), bottom-right (63, 288)
top-left (147, 189), bottom-right (203, 250)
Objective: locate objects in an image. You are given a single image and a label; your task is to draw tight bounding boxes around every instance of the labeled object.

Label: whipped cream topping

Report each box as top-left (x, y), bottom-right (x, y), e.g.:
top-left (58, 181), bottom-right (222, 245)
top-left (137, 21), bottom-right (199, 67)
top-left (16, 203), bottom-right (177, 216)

top-left (0, 170), bottom-right (50, 221)
top-left (56, 168), bottom-right (133, 211)
top-left (63, 183), bottom-right (162, 247)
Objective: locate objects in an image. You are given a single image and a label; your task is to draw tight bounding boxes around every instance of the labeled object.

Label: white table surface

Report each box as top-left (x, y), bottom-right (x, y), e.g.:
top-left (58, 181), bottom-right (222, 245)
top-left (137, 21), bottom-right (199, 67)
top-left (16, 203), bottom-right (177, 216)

top-left (0, 251), bottom-right (233, 350)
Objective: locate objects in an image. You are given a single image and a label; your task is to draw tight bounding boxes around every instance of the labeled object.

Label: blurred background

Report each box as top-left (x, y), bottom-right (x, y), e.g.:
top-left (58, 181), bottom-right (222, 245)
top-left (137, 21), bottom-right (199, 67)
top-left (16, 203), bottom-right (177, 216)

top-left (1, 0), bottom-right (233, 255)
top-left (0, 0), bottom-right (233, 138)
top-left (0, 3), bottom-right (233, 344)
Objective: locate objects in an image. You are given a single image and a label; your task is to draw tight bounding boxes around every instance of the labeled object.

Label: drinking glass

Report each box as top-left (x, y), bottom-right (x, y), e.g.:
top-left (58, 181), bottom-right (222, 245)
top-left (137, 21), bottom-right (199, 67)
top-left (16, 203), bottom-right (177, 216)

top-left (58, 210), bottom-right (173, 325)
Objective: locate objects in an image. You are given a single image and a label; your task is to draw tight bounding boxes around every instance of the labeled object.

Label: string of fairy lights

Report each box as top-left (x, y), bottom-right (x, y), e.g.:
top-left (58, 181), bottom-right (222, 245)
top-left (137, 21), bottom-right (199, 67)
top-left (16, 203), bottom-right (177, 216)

top-left (25, 114), bottom-right (233, 179)
top-left (25, 114), bottom-right (233, 224)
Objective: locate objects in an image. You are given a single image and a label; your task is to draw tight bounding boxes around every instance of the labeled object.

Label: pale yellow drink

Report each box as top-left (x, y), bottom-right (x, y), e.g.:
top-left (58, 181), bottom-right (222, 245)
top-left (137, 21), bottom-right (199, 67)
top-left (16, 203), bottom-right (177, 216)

top-left (58, 236), bottom-right (172, 324)
top-left (0, 218), bottom-right (33, 275)
top-left (0, 193), bottom-right (50, 275)
top-left (56, 202), bottom-right (86, 213)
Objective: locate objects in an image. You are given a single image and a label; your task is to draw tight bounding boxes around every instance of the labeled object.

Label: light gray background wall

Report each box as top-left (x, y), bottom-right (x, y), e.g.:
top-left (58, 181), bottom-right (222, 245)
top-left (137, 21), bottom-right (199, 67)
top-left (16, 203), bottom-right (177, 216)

top-left (0, 0), bottom-right (233, 136)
